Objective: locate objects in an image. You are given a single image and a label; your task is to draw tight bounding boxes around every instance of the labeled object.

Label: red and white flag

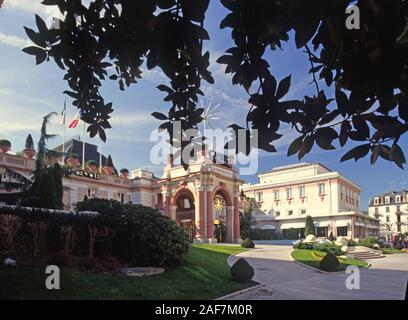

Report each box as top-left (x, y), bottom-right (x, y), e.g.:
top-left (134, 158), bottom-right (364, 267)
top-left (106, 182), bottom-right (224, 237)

top-left (68, 112), bottom-right (81, 128)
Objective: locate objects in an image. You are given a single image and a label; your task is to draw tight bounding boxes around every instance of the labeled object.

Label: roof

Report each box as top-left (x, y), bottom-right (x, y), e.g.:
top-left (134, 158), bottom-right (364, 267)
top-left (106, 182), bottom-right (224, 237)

top-left (52, 139), bottom-right (117, 174)
top-left (368, 190), bottom-right (408, 206)
top-left (259, 162), bottom-right (332, 175)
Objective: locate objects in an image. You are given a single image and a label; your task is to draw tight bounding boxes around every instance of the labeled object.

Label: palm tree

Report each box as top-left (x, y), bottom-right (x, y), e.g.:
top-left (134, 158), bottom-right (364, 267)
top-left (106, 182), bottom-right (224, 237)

top-left (1, 112), bottom-right (64, 209)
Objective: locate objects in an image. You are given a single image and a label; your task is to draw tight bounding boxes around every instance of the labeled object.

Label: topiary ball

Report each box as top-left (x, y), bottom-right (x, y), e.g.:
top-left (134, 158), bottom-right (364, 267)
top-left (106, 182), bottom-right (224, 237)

top-left (319, 252), bottom-right (340, 272)
top-left (241, 238), bottom-right (255, 248)
top-left (230, 258), bottom-right (254, 282)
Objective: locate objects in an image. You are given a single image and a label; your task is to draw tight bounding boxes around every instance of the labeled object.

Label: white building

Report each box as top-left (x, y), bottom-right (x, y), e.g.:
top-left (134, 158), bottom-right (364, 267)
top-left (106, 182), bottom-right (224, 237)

top-left (368, 191), bottom-right (408, 238)
top-left (241, 163), bottom-right (379, 240)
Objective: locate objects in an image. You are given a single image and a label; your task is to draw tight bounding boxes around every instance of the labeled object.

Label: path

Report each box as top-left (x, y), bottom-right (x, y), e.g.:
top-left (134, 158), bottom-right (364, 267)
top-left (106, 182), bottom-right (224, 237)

top-left (223, 245), bottom-right (408, 300)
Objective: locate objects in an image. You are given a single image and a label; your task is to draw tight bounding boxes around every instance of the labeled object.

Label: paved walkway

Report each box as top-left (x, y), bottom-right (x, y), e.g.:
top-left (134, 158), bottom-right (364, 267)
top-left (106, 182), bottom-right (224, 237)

top-left (224, 245), bottom-right (408, 300)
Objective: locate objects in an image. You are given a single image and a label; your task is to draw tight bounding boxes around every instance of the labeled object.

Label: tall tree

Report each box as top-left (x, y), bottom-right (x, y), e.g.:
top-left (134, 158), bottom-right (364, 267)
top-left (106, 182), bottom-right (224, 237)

top-left (23, 0), bottom-right (408, 168)
top-left (240, 197), bottom-right (257, 239)
top-left (305, 215), bottom-right (315, 237)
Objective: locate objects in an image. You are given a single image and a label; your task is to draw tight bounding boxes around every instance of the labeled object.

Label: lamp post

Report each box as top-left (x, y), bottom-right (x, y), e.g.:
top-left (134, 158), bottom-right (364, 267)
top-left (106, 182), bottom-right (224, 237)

top-left (214, 219), bottom-right (221, 243)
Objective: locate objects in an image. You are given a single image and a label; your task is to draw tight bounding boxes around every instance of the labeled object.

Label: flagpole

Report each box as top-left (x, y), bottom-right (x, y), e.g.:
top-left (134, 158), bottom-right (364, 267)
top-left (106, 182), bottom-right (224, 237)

top-left (99, 139), bottom-right (102, 174)
top-left (82, 120), bottom-right (86, 170)
top-left (62, 99), bottom-right (66, 165)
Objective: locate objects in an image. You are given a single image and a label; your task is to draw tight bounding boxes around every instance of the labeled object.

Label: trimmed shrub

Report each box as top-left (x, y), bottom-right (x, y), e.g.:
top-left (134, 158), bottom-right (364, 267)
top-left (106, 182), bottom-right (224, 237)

top-left (293, 241), bottom-right (313, 250)
top-left (359, 237), bottom-right (380, 249)
top-left (230, 258), bottom-right (254, 282)
top-left (319, 252), bottom-right (339, 272)
top-left (25, 134), bottom-right (34, 149)
top-left (313, 243), bottom-right (344, 256)
top-left (241, 238), bottom-right (255, 248)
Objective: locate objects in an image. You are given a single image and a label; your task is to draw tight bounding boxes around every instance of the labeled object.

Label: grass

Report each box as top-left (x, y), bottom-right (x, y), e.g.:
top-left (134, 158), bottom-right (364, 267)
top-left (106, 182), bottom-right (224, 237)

top-left (382, 248), bottom-right (404, 254)
top-left (291, 249), bottom-right (369, 272)
top-left (0, 244), bottom-right (256, 300)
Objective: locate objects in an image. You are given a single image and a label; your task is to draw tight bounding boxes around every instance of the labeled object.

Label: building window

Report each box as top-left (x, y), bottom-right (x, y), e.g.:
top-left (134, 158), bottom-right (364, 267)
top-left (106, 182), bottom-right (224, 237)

top-left (157, 193), bottom-right (163, 205)
top-left (300, 209), bottom-right (306, 215)
top-left (385, 196), bottom-right (390, 204)
top-left (337, 226), bottom-right (348, 237)
top-left (256, 192), bottom-right (263, 202)
top-left (373, 197), bottom-right (379, 205)
top-left (318, 183), bottom-right (325, 195)
top-left (88, 188), bottom-right (97, 198)
top-left (299, 185), bottom-right (306, 197)
top-left (273, 189), bottom-right (280, 200)
top-left (117, 193), bottom-right (125, 204)
top-left (397, 205), bottom-right (401, 212)
top-left (288, 210), bottom-right (293, 216)
top-left (275, 211), bottom-right (280, 217)
top-left (386, 206), bottom-right (390, 213)
top-left (396, 195), bottom-right (401, 204)
top-left (386, 215), bottom-right (390, 222)
top-left (286, 188), bottom-right (292, 199)
top-left (374, 207), bottom-right (379, 215)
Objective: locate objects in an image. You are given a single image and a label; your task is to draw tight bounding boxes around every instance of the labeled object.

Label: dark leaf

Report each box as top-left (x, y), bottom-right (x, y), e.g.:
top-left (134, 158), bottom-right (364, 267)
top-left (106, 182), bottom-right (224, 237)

top-left (315, 127), bottom-right (338, 150)
top-left (341, 144), bottom-right (371, 162)
top-left (276, 75), bottom-right (291, 100)
top-left (287, 135), bottom-right (304, 157)
top-left (151, 112), bottom-right (168, 120)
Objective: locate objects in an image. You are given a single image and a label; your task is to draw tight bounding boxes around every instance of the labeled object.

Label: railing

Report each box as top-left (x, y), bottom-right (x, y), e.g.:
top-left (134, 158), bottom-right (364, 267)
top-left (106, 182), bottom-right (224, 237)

top-left (0, 154), bottom-right (35, 171)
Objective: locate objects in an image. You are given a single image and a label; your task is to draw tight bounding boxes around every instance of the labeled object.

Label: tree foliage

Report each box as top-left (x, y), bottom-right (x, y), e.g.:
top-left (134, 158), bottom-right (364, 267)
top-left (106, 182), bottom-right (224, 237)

top-left (239, 197), bottom-right (257, 239)
top-left (23, 0), bottom-right (408, 168)
top-left (305, 215), bottom-right (315, 237)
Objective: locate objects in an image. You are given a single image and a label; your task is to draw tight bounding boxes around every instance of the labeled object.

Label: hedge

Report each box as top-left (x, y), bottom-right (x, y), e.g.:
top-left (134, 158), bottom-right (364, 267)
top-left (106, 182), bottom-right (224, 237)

top-left (0, 200), bottom-right (190, 267)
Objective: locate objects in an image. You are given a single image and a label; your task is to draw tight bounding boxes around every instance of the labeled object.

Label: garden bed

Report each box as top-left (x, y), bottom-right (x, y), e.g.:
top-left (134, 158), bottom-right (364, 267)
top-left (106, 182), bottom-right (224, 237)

top-left (291, 249), bottom-right (369, 272)
top-left (0, 245), bottom-right (256, 300)
top-left (382, 248), bottom-right (405, 254)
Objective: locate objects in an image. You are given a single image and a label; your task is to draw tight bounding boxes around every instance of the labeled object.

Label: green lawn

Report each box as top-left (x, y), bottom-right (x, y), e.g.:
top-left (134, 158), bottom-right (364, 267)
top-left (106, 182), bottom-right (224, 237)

top-left (291, 249), bottom-right (369, 272)
top-left (0, 244), bottom-right (256, 300)
top-left (382, 248), bottom-right (404, 254)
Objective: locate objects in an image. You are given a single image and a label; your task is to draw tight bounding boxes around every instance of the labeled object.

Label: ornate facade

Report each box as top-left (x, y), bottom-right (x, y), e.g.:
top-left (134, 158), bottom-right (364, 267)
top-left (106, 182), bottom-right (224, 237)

top-left (0, 142), bottom-right (243, 244)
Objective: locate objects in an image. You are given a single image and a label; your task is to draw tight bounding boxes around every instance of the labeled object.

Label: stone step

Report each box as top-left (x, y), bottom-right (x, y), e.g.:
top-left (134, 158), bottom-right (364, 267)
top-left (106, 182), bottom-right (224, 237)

top-left (350, 252), bottom-right (385, 260)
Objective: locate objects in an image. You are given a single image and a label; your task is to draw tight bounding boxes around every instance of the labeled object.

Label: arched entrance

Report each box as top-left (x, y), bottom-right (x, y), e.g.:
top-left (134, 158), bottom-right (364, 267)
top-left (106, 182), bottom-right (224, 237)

top-left (173, 189), bottom-right (196, 242)
top-left (213, 187), bottom-right (233, 243)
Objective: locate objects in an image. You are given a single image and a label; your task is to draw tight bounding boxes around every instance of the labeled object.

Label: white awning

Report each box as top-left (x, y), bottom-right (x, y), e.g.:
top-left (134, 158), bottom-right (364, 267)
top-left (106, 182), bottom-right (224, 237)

top-left (281, 223), bottom-right (307, 229)
top-left (334, 221), bottom-right (349, 227)
top-left (355, 222), bottom-right (365, 227)
top-left (260, 224), bottom-right (276, 230)
top-left (314, 221), bottom-right (329, 227)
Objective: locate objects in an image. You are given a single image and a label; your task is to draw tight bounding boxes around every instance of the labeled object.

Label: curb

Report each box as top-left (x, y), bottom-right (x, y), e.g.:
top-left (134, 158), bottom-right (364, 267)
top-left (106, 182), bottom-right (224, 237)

top-left (217, 248), bottom-right (264, 300)
top-left (216, 283), bottom-right (265, 300)
top-left (290, 255), bottom-right (371, 275)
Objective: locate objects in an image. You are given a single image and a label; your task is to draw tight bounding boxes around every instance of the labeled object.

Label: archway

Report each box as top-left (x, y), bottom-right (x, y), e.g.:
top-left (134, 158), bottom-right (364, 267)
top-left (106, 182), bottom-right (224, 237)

top-left (213, 187), bottom-right (233, 243)
top-left (172, 189), bottom-right (196, 242)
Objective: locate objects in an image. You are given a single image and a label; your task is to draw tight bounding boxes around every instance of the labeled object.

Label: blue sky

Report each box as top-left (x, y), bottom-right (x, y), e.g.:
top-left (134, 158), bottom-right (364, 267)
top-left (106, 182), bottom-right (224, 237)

top-left (1, 0), bottom-right (407, 209)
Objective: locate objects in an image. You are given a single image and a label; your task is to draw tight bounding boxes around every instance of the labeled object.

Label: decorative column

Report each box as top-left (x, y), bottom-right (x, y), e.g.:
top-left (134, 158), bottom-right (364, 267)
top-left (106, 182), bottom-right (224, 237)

top-left (194, 181), bottom-right (206, 242)
top-left (162, 186), bottom-right (172, 218)
top-left (206, 179), bottom-right (215, 243)
top-left (226, 206), bottom-right (234, 243)
top-left (233, 193), bottom-right (241, 243)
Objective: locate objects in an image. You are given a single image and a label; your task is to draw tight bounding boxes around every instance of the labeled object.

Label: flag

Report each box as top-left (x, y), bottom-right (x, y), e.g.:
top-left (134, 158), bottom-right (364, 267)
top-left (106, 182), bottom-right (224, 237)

top-left (61, 100), bottom-right (66, 125)
top-left (68, 112), bottom-right (81, 128)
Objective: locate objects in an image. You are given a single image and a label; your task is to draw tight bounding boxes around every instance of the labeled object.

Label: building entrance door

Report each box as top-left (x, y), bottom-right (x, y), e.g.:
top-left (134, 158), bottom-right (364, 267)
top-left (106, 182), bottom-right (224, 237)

top-left (180, 219), bottom-right (195, 243)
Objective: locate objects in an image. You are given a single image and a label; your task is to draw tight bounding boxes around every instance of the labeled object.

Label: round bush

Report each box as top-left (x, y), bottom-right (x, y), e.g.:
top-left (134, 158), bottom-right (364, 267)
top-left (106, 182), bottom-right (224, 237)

top-left (241, 238), bottom-right (255, 248)
top-left (75, 199), bottom-right (190, 267)
top-left (319, 252), bottom-right (340, 272)
top-left (114, 206), bottom-right (190, 267)
top-left (230, 258), bottom-right (254, 282)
